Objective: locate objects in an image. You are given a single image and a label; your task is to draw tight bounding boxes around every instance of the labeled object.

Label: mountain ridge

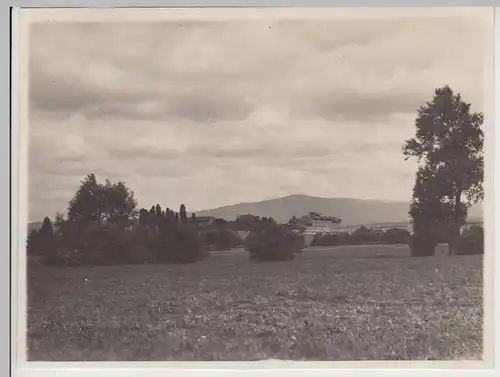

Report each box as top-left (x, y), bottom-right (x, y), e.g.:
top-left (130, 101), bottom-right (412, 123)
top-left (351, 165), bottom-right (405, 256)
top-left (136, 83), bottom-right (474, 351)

top-left (27, 194), bottom-right (483, 230)
top-left (193, 194), bottom-right (483, 225)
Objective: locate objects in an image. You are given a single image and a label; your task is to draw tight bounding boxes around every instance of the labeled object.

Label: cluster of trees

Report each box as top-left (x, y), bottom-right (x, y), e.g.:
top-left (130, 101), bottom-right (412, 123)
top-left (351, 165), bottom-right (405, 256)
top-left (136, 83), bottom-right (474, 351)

top-left (27, 176), bottom-right (308, 266)
top-left (27, 174), bottom-right (206, 266)
top-left (403, 86), bottom-right (484, 256)
top-left (310, 227), bottom-right (411, 247)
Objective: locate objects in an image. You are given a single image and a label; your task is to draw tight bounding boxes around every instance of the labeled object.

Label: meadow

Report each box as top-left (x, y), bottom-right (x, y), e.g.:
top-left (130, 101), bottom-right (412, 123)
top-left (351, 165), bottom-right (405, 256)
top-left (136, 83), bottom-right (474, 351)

top-left (27, 244), bottom-right (483, 361)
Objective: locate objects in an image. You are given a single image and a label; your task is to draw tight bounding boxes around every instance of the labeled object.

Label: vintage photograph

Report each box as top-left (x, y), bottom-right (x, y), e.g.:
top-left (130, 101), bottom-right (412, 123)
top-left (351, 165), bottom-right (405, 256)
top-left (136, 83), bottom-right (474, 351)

top-left (20, 8), bottom-right (492, 362)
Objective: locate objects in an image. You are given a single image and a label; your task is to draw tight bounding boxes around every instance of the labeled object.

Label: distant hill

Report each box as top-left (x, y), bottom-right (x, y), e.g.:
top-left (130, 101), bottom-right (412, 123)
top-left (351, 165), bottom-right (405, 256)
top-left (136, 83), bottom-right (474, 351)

top-left (194, 194), bottom-right (483, 226)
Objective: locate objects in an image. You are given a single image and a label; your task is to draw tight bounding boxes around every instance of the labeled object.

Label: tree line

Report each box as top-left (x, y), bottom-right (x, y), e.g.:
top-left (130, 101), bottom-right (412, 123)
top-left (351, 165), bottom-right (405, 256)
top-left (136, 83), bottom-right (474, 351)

top-left (310, 227), bottom-right (411, 247)
top-left (27, 174), bottom-right (206, 266)
top-left (27, 86), bottom-right (484, 264)
top-left (26, 176), bottom-right (306, 265)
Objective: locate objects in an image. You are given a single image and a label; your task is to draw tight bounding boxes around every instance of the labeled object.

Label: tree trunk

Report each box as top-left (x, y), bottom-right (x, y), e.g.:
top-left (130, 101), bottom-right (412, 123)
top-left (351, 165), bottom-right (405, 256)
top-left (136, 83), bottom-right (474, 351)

top-left (448, 190), bottom-right (462, 256)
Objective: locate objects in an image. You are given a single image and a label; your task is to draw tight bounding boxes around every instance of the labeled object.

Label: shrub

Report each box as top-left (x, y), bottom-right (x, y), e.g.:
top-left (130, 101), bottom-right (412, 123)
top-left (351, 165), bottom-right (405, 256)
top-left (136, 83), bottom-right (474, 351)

top-left (457, 225), bottom-right (484, 255)
top-left (337, 232), bottom-right (352, 245)
top-left (119, 226), bottom-right (155, 263)
top-left (154, 225), bottom-right (206, 263)
top-left (45, 221), bottom-right (153, 266)
top-left (409, 228), bottom-right (437, 257)
top-left (244, 223), bottom-right (302, 262)
top-left (351, 226), bottom-right (383, 245)
top-left (311, 233), bottom-right (340, 247)
top-left (203, 229), bottom-right (243, 251)
top-left (383, 228), bottom-right (411, 245)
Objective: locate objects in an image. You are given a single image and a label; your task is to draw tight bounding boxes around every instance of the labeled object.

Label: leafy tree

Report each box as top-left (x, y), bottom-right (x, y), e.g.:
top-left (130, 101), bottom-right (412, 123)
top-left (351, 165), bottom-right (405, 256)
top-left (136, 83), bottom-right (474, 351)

top-left (101, 179), bottom-right (138, 227)
top-left (47, 175), bottom-right (139, 265)
top-left (403, 86), bottom-right (483, 255)
top-left (234, 214), bottom-right (261, 231)
top-left (67, 174), bottom-right (104, 224)
top-left (67, 174), bottom-right (138, 228)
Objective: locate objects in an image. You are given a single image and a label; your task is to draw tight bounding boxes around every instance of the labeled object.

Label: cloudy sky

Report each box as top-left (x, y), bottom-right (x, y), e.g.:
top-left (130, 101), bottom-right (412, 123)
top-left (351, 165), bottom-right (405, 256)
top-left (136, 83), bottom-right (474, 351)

top-left (27, 12), bottom-right (490, 222)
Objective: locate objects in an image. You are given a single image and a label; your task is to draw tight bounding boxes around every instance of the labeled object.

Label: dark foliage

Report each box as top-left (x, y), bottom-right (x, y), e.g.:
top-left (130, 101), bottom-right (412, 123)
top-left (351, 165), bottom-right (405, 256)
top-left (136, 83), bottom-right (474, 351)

top-left (311, 233), bottom-right (340, 247)
top-left (33, 174), bottom-right (207, 267)
top-left (154, 224), bottom-right (205, 264)
top-left (382, 228), bottom-right (411, 245)
top-left (26, 229), bottom-right (39, 256)
top-left (351, 226), bottom-right (383, 245)
top-left (244, 219), bottom-right (303, 262)
top-left (67, 174), bottom-right (138, 227)
top-left (457, 226), bottom-right (484, 255)
top-left (27, 217), bottom-right (56, 262)
top-left (212, 218), bottom-right (230, 228)
top-left (234, 214), bottom-right (261, 231)
top-left (409, 228), bottom-right (437, 257)
top-left (310, 227), bottom-right (411, 247)
top-left (179, 204), bottom-right (188, 225)
top-left (203, 229), bottom-right (243, 251)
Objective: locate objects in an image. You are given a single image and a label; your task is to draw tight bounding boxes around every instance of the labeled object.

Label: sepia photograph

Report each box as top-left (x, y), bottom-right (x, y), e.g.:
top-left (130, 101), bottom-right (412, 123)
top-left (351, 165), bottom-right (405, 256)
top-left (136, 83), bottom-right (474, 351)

top-left (17, 7), bottom-right (493, 364)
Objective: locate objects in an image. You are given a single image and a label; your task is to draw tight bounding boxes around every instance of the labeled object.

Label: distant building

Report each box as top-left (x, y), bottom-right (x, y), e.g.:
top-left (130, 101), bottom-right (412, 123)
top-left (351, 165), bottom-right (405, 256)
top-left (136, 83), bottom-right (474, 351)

top-left (297, 212), bottom-right (342, 234)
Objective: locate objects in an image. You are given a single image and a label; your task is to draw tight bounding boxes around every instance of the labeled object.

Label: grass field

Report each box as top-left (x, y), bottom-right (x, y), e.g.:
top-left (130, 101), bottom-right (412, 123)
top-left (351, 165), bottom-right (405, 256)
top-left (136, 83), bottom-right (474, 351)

top-left (26, 244), bottom-right (483, 361)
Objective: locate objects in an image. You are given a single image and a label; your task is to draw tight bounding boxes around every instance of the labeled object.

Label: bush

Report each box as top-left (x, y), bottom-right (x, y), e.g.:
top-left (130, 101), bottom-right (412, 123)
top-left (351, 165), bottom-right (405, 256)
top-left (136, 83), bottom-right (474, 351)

top-left (44, 221), bottom-right (155, 266)
top-left (409, 228), bottom-right (437, 257)
top-left (311, 233), bottom-right (339, 247)
top-left (457, 226), bottom-right (484, 255)
top-left (350, 226), bottom-right (384, 245)
top-left (244, 223), bottom-right (302, 262)
top-left (203, 229), bottom-right (243, 251)
top-left (383, 228), bottom-right (411, 245)
top-left (154, 225), bottom-right (206, 263)
top-left (119, 226), bottom-right (155, 263)
top-left (48, 223), bottom-right (128, 266)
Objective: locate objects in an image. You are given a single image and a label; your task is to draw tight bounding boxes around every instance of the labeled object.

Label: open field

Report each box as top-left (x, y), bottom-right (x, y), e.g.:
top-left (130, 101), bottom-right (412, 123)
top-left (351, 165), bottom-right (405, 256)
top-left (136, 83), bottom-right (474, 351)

top-left (26, 244), bottom-right (483, 361)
